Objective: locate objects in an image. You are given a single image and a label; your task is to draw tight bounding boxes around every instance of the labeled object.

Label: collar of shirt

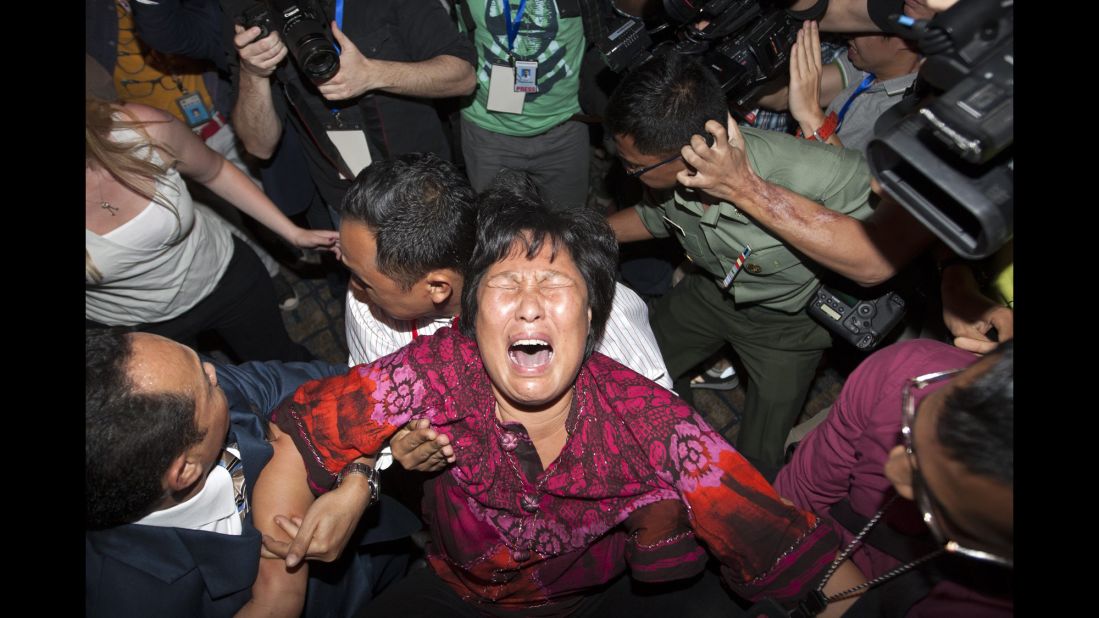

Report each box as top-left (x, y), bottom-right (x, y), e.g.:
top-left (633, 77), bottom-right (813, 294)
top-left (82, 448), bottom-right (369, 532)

top-left (135, 449), bottom-right (243, 535)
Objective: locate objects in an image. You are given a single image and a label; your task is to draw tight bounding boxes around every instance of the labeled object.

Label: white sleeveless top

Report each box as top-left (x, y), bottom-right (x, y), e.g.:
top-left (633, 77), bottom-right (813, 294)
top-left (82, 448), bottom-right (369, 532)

top-left (85, 125), bottom-right (233, 325)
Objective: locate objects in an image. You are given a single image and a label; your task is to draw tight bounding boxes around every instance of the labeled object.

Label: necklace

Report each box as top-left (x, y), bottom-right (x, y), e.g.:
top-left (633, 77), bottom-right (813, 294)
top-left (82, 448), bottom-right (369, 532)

top-left (789, 495), bottom-right (946, 617)
top-left (93, 172), bottom-right (118, 216)
top-left (494, 387), bottom-right (584, 563)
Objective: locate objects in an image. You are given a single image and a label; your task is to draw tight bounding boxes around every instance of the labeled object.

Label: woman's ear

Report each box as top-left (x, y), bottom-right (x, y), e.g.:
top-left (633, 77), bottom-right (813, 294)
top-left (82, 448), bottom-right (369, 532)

top-left (884, 444), bottom-right (916, 500)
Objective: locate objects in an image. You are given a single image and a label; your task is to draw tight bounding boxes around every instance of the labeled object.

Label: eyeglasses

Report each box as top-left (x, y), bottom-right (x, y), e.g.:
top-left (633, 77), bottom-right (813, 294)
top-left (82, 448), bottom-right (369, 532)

top-left (624, 152), bottom-right (682, 178)
top-left (119, 76), bottom-right (180, 98)
top-left (901, 369), bottom-right (1013, 567)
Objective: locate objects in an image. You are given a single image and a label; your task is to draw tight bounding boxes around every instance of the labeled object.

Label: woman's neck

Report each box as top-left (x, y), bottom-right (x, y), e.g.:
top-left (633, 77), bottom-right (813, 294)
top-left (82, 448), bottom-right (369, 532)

top-left (495, 388), bottom-right (574, 443)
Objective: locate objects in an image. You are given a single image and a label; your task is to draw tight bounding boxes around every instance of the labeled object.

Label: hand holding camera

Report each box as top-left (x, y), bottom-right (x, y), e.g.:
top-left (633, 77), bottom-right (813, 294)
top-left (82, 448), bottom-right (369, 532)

top-left (234, 24), bottom-right (288, 78)
top-left (238, 0), bottom-right (340, 84)
top-left (315, 23), bottom-right (376, 102)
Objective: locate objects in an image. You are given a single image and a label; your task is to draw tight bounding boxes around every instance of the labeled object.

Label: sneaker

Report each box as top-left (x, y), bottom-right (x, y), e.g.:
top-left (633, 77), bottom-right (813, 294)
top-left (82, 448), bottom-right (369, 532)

top-left (272, 272), bottom-right (300, 311)
top-left (690, 364), bottom-right (739, 390)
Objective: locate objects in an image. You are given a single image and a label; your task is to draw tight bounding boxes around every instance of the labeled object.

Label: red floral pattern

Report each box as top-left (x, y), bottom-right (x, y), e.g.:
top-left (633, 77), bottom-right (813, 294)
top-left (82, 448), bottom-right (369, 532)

top-left (273, 327), bottom-right (837, 611)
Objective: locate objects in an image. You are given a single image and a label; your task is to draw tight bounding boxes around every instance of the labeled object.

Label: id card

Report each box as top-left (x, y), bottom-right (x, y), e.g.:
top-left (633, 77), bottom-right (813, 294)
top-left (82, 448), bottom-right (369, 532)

top-left (177, 92), bottom-right (211, 128)
top-left (487, 65), bottom-right (525, 114)
top-left (325, 130), bottom-right (373, 180)
top-left (514, 60), bottom-right (538, 93)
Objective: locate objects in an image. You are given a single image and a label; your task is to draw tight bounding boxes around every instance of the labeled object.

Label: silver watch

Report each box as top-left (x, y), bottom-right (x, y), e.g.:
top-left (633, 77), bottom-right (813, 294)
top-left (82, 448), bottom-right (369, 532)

top-left (336, 461), bottom-right (380, 508)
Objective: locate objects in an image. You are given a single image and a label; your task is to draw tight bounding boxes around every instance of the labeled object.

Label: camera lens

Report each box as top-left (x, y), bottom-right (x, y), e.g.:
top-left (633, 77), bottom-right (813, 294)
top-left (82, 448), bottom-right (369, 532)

top-left (296, 34), bottom-right (340, 81)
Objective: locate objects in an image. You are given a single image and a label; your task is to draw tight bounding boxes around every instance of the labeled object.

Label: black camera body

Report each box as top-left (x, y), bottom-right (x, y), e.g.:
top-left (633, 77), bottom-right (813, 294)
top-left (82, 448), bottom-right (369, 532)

top-left (867, 0), bottom-right (1013, 259)
top-left (807, 285), bottom-right (907, 351)
top-left (240, 0), bottom-right (340, 83)
top-left (597, 0), bottom-right (798, 105)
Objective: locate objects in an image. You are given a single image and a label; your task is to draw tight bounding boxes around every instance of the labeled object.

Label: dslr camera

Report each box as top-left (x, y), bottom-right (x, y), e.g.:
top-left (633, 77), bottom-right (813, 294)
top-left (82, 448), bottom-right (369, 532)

top-left (240, 0), bottom-right (340, 83)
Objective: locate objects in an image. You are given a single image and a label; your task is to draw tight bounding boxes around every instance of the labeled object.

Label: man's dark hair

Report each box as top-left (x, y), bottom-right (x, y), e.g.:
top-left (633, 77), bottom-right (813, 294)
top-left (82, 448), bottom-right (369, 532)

top-left (459, 171), bottom-right (618, 358)
top-left (937, 340), bottom-right (1013, 485)
top-left (605, 52), bottom-right (729, 156)
top-left (86, 329), bottom-right (205, 530)
top-left (338, 152), bottom-right (477, 290)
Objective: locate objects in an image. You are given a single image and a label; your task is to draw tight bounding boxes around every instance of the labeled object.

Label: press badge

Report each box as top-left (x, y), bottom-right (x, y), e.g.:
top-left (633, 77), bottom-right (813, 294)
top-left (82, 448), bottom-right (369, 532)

top-left (513, 60), bottom-right (538, 93)
top-left (177, 92), bottom-right (211, 128)
top-left (487, 64), bottom-right (525, 114)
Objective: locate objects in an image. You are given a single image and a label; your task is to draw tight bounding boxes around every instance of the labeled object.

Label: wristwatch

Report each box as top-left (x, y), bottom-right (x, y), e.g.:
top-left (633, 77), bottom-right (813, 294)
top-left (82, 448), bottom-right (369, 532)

top-left (336, 461), bottom-right (380, 508)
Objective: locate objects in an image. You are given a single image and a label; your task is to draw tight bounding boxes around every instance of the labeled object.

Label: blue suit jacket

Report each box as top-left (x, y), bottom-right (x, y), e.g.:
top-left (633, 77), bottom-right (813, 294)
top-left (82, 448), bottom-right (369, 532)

top-left (86, 360), bottom-right (421, 617)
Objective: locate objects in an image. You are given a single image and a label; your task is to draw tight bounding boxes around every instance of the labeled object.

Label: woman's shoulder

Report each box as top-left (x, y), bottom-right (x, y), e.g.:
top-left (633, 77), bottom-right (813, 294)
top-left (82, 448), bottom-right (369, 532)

top-left (584, 353), bottom-right (690, 421)
top-left (112, 103), bottom-right (175, 146)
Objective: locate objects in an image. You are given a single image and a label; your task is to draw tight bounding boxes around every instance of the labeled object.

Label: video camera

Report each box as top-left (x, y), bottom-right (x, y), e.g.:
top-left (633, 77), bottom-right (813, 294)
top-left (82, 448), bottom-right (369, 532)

top-left (239, 0), bottom-right (340, 83)
top-left (597, 0), bottom-right (800, 107)
top-left (867, 0), bottom-right (1013, 259)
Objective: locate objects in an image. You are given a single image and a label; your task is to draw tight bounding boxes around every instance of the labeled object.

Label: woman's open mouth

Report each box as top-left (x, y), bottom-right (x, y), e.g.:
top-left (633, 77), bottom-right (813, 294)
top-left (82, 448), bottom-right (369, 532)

top-left (508, 338), bottom-right (554, 370)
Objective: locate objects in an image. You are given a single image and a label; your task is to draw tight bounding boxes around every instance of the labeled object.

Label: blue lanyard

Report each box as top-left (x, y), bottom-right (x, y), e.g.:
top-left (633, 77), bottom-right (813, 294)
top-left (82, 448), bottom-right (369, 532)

top-left (329, 0), bottom-right (345, 115)
top-left (503, 0), bottom-right (527, 53)
top-left (333, 0), bottom-right (345, 51)
top-left (836, 73), bottom-right (875, 129)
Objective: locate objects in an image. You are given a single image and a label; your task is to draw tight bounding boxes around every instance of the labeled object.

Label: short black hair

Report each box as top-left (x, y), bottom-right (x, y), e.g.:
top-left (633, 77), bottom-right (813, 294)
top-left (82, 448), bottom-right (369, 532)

top-left (605, 52), bottom-right (729, 156)
top-left (937, 340), bottom-right (1014, 485)
top-left (458, 171), bottom-right (618, 358)
top-left (338, 152), bottom-right (477, 290)
top-left (86, 329), bottom-right (205, 529)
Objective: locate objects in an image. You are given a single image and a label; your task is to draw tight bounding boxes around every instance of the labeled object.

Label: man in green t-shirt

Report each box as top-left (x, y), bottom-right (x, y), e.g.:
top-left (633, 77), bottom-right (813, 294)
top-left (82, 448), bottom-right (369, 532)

top-left (605, 53), bottom-right (928, 469)
top-left (460, 0), bottom-right (589, 209)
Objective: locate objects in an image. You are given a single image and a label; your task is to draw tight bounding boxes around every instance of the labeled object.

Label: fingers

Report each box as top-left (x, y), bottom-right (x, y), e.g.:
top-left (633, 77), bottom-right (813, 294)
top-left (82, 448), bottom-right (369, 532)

top-left (261, 534), bottom-right (291, 559)
top-left (808, 21), bottom-right (821, 72)
top-left (953, 336), bottom-right (999, 355)
top-left (723, 114), bottom-right (744, 146)
top-left (234, 26), bottom-right (287, 76)
top-left (283, 514), bottom-right (315, 568)
top-left (330, 21), bottom-right (352, 50)
top-left (986, 306), bottom-right (1014, 341)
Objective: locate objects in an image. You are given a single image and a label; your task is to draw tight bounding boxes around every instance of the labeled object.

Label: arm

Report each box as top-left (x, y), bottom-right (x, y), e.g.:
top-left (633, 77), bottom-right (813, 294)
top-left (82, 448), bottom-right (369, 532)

top-left (939, 260), bottom-right (1014, 354)
top-left (235, 425), bottom-right (311, 618)
top-left (231, 26), bottom-right (288, 159)
top-left (607, 208), bottom-right (656, 243)
top-left (788, 21), bottom-right (845, 147)
top-left (755, 21), bottom-right (845, 114)
top-left (788, 0), bottom-right (883, 32)
top-left (315, 23), bottom-right (475, 102)
top-left (131, 0), bottom-right (227, 69)
top-left (215, 359), bottom-right (347, 419)
top-left (623, 377), bottom-right (851, 609)
top-left (677, 116), bottom-right (935, 286)
top-left (136, 104), bottom-right (337, 250)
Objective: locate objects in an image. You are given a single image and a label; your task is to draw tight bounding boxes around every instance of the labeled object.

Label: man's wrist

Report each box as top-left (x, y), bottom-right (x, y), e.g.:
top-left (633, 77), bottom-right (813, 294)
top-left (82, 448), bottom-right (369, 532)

top-left (799, 111), bottom-right (838, 141)
top-left (336, 461), bottom-right (380, 508)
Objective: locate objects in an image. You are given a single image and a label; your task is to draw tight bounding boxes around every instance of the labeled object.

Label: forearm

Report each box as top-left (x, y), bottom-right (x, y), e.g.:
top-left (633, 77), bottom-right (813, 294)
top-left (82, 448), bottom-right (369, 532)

top-left (132, 0), bottom-right (225, 67)
top-left (365, 55), bottom-right (475, 98)
top-left (607, 208), bottom-right (656, 243)
top-left (234, 561), bottom-right (308, 618)
top-left (233, 71), bottom-right (283, 159)
top-left (240, 429), bottom-right (313, 618)
top-left (198, 156), bottom-right (301, 243)
top-left (729, 177), bottom-right (895, 285)
top-left (788, 0), bottom-right (881, 32)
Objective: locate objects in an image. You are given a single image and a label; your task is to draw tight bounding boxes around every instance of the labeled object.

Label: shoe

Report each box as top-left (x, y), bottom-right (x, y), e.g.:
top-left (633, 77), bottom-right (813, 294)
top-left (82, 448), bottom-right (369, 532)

top-left (272, 272), bottom-right (300, 311)
top-left (690, 365), bottom-right (739, 390)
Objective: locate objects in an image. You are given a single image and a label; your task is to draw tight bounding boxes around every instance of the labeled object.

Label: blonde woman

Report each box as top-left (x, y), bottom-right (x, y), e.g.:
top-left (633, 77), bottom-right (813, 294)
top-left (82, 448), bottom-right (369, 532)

top-left (86, 98), bottom-right (338, 361)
